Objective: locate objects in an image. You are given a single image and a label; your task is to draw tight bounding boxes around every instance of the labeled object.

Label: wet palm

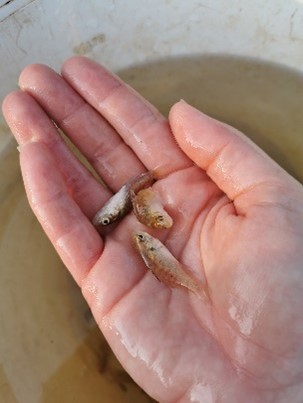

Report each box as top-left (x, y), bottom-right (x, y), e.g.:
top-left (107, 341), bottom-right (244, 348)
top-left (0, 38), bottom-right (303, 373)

top-left (3, 57), bottom-right (303, 402)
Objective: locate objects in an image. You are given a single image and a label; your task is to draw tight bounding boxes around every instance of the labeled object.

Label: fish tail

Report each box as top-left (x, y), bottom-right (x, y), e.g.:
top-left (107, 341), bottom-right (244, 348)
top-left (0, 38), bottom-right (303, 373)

top-left (189, 282), bottom-right (211, 303)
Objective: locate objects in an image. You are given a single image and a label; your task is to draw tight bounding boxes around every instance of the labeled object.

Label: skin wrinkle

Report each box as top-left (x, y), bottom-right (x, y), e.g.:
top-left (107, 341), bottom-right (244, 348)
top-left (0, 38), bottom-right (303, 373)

top-left (67, 183), bottom-right (107, 219)
top-left (190, 302), bottom-right (242, 383)
top-left (249, 198), bottom-right (303, 219)
top-left (233, 180), bottom-right (280, 204)
top-left (144, 294), bottom-right (209, 400)
top-left (190, 303), bottom-right (296, 398)
top-left (90, 142), bottom-right (144, 192)
top-left (55, 225), bottom-right (102, 271)
top-left (20, 65), bottom-right (85, 113)
top-left (169, 117), bottom-right (190, 152)
top-left (61, 102), bottom-right (115, 142)
top-left (144, 294), bottom-right (177, 389)
top-left (48, 140), bottom-right (110, 210)
top-left (206, 136), bottom-right (235, 174)
top-left (82, 258), bottom-right (149, 318)
top-left (234, 184), bottom-right (301, 221)
top-left (248, 208), bottom-right (303, 238)
top-left (235, 362), bottom-right (301, 393)
top-left (209, 141), bottom-right (267, 204)
top-left (108, 100), bottom-right (162, 134)
top-left (94, 77), bottom-right (123, 107)
top-left (170, 209), bottom-right (200, 261)
top-left (42, 131), bottom-right (70, 156)
top-left (94, 75), bottom-right (164, 125)
top-left (90, 134), bottom-right (124, 164)
top-left (200, 195), bottom-right (232, 267)
top-left (62, 161), bottom-right (98, 195)
top-left (174, 386), bottom-right (192, 403)
top-left (61, 109), bottom-right (146, 192)
top-left (105, 285), bottom-right (171, 358)
top-left (157, 164), bottom-right (199, 185)
top-left (59, 103), bottom-right (138, 183)
top-left (30, 197), bottom-right (104, 283)
top-left (212, 197), bottom-right (238, 229)
top-left (153, 158), bottom-right (193, 180)
top-left (59, 100), bottom-right (88, 128)
top-left (29, 182), bottom-right (66, 207)
top-left (171, 309), bottom-right (239, 403)
top-left (180, 120), bottom-right (233, 167)
top-left (106, 109), bottom-right (170, 159)
top-left (60, 102), bottom-right (133, 171)
top-left (212, 306), bottom-right (302, 390)
top-left (31, 191), bottom-right (83, 236)
top-left (217, 305), bottom-right (280, 358)
top-left (177, 201), bottom-right (212, 276)
top-left (5, 92), bottom-right (60, 149)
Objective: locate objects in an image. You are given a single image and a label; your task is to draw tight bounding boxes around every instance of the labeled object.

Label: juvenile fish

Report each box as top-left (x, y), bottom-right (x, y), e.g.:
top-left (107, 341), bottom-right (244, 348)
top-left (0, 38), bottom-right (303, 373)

top-left (93, 171), bottom-right (155, 226)
top-left (133, 231), bottom-right (208, 299)
top-left (131, 188), bottom-right (173, 229)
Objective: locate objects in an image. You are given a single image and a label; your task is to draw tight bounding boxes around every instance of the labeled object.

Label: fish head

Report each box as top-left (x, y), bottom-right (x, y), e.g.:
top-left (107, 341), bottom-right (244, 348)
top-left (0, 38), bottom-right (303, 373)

top-left (93, 209), bottom-right (119, 226)
top-left (133, 230), bottom-right (162, 255)
top-left (133, 230), bottom-right (158, 253)
top-left (99, 215), bottom-right (113, 226)
top-left (133, 230), bottom-right (159, 269)
top-left (151, 213), bottom-right (173, 229)
top-left (133, 230), bottom-right (149, 247)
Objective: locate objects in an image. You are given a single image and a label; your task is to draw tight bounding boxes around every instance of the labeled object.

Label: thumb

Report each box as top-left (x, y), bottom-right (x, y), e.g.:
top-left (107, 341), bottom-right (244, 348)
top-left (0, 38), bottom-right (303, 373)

top-left (169, 101), bottom-right (294, 212)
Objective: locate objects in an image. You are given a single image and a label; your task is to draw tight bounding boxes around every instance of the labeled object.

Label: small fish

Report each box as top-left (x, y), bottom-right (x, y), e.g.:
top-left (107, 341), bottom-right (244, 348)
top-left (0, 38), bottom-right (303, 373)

top-left (133, 231), bottom-right (209, 299)
top-left (93, 171), bottom-right (155, 226)
top-left (131, 188), bottom-right (173, 229)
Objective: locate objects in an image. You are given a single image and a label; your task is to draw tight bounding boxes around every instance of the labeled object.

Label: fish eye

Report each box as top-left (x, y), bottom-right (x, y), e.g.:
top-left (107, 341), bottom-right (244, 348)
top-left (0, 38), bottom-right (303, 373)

top-left (137, 234), bottom-right (145, 241)
top-left (101, 217), bottom-right (111, 225)
top-left (157, 215), bottom-right (164, 221)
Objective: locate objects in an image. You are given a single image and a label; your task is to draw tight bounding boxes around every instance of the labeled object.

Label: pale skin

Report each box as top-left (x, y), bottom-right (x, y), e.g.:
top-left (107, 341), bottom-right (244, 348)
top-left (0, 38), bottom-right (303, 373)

top-left (2, 57), bottom-right (303, 402)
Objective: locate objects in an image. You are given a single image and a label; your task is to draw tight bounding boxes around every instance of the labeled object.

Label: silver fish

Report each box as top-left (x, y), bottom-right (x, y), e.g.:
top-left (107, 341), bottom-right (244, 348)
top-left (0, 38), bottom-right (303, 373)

top-left (93, 171), bottom-right (155, 226)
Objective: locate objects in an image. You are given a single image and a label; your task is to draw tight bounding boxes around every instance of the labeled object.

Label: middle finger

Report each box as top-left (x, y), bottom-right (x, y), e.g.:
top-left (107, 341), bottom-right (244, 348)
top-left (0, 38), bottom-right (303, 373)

top-left (19, 64), bottom-right (145, 192)
top-left (61, 57), bottom-right (192, 176)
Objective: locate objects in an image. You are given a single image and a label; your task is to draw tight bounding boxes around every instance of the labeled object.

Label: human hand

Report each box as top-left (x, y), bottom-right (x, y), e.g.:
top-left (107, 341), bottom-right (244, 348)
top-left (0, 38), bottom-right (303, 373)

top-left (2, 57), bottom-right (303, 402)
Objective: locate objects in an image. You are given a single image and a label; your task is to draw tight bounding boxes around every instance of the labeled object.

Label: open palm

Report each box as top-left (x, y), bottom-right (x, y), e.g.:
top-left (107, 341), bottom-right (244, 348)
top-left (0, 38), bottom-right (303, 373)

top-left (3, 57), bottom-right (303, 402)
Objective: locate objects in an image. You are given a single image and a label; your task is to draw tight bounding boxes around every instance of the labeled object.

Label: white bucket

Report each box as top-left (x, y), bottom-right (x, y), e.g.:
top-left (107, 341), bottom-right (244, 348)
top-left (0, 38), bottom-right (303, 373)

top-left (1, 1), bottom-right (302, 401)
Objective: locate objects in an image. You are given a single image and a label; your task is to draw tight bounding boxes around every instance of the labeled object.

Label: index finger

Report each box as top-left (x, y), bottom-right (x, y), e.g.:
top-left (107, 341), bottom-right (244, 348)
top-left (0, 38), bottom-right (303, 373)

top-left (61, 57), bottom-right (192, 176)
